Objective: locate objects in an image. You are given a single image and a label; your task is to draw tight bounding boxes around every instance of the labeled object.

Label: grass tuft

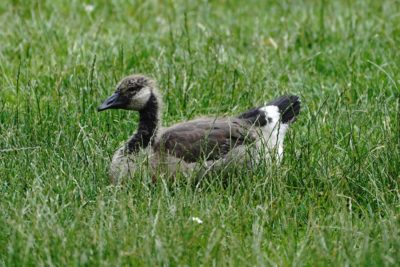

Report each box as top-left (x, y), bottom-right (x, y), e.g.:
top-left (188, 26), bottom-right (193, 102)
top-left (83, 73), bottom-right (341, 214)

top-left (1, 0), bottom-right (399, 266)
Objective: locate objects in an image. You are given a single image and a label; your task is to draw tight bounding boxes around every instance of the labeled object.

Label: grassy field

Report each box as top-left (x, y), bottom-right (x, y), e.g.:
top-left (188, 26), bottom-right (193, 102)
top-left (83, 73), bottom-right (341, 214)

top-left (1, 0), bottom-right (399, 266)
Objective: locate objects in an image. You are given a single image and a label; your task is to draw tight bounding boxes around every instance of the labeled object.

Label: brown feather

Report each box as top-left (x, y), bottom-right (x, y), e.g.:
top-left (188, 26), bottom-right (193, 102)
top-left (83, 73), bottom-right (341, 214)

top-left (154, 118), bottom-right (255, 162)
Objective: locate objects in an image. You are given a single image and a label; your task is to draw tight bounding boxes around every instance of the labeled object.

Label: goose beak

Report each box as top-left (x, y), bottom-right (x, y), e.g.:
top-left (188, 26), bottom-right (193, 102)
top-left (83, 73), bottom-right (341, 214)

top-left (97, 92), bottom-right (126, 111)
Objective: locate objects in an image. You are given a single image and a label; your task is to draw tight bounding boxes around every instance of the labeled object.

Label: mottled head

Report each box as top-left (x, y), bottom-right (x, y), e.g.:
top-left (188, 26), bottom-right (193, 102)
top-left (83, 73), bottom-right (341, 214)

top-left (97, 75), bottom-right (155, 112)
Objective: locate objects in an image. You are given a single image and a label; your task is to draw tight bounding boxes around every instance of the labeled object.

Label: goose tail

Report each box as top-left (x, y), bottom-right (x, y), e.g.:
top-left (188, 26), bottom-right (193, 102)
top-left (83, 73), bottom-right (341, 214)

top-left (264, 95), bottom-right (301, 124)
top-left (238, 95), bottom-right (300, 126)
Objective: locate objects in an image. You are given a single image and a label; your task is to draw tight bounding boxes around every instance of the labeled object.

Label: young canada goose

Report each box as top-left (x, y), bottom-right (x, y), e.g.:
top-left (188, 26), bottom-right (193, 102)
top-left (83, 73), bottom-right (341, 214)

top-left (98, 74), bottom-right (300, 184)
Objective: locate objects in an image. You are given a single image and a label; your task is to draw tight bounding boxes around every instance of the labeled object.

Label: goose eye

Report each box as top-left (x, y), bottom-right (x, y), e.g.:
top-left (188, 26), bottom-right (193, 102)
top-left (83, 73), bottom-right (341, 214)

top-left (126, 87), bottom-right (136, 93)
top-left (127, 85), bottom-right (141, 92)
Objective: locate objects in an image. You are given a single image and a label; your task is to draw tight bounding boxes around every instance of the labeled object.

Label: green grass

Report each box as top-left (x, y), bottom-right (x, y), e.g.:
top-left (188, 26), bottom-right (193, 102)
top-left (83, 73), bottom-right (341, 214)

top-left (1, 0), bottom-right (399, 265)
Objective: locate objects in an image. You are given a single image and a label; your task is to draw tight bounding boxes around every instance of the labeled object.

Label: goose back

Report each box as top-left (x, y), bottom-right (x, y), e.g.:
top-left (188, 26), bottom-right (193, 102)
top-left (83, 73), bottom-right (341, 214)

top-left (154, 118), bottom-right (257, 163)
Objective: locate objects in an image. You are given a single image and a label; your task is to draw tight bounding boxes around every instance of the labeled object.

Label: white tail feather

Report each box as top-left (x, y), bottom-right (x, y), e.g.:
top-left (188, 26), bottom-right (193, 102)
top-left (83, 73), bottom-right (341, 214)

top-left (259, 105), bottom-right (289, 160)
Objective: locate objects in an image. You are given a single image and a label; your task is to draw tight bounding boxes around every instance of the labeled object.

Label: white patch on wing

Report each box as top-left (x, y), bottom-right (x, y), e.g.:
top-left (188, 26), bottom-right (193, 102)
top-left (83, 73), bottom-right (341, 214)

top-left (259, 105), bottom-right (289, 161)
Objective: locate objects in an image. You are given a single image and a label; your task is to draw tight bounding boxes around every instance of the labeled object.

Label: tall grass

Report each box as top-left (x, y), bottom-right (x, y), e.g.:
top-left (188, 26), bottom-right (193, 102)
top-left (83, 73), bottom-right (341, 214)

top-left (1, 0), bottom-right (399, 265)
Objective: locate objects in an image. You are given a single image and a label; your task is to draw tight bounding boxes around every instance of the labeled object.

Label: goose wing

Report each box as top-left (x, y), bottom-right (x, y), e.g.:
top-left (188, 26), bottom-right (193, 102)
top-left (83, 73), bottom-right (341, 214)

top-left (155, 118), bottom-right (255, 163)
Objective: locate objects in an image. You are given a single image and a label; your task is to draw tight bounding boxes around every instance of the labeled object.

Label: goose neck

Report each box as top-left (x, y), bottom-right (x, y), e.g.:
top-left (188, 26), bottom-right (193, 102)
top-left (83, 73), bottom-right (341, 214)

top-left (126, 92), bottom-right (160, 153)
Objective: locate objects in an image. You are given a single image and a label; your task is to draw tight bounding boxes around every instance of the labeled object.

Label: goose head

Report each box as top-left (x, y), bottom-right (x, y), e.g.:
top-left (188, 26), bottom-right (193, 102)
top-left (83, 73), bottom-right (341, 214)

top-left (97, 75), bottom-right (156, 112)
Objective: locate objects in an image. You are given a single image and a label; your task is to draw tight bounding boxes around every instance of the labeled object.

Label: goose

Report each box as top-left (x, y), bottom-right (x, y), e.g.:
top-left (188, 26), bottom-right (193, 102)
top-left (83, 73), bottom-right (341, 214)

top-left (98, 74), bottom-right (300, 184)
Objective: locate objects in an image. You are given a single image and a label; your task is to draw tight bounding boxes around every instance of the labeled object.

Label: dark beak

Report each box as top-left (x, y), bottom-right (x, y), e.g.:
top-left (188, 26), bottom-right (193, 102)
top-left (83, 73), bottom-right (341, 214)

top-left (97, 92), bottom-right (126, 112)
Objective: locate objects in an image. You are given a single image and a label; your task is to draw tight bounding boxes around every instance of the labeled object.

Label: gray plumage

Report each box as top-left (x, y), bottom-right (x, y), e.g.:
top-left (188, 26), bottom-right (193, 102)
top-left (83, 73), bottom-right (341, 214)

top-left (98, 74), bottom-right (301, 184)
